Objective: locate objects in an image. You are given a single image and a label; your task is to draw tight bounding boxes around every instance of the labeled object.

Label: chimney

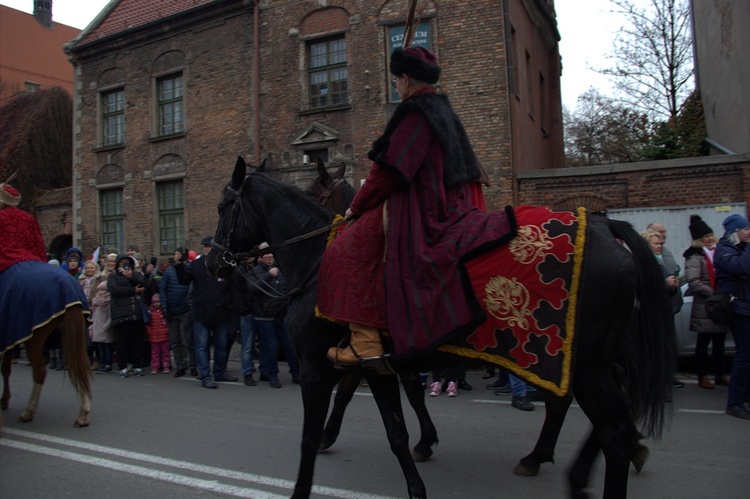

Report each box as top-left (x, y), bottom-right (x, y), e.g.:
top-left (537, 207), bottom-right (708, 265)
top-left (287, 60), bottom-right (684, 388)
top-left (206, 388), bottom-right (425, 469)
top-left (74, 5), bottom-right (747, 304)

top-left (33, 0), bottom-right (53, 29)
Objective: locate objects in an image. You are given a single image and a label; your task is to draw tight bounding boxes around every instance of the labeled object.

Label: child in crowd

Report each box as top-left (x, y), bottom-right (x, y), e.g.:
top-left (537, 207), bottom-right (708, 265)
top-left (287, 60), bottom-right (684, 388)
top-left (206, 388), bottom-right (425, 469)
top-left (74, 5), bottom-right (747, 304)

top-left (146, 293), bottom-right (170, 374)
top-left (90, 281), bottom-right (115, 373)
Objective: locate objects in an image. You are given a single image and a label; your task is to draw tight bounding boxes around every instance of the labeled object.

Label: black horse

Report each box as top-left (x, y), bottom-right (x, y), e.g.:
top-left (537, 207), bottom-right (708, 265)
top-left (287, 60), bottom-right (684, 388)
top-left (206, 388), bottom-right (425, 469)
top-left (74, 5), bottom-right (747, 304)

top-left (304, 159), bottom-right (650, 475)
top-left (207, 157), bottom-right (674, 499)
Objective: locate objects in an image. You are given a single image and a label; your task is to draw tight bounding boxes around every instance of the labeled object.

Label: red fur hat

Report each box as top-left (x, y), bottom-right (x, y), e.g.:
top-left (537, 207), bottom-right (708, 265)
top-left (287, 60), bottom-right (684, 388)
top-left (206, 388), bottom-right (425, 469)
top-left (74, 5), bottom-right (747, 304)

top-left (0, 183), bottom-right (21, 207)
top-left (390, 46), bottom-right (441, 84)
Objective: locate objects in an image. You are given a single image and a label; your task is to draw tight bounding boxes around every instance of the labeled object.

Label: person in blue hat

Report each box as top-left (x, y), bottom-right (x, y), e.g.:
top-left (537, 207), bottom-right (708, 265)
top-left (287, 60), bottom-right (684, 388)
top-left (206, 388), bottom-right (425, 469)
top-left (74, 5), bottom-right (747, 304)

top-left (713, 213), bottom-right (750, 419)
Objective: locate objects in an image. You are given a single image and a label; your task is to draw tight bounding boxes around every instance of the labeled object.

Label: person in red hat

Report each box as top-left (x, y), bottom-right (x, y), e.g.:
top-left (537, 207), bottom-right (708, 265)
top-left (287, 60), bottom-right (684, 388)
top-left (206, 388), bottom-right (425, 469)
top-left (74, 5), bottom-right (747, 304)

top-left (318, 46), bottom-right (515, 366)
top-left (1, 176), bottom-right (90, 357)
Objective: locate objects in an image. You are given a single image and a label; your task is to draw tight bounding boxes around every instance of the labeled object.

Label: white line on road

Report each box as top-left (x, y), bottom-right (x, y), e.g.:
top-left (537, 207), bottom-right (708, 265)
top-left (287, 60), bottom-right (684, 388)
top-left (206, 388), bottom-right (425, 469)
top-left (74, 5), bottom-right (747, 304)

top-left (1, 428), bottom-right (396, 499)
top-left (1, 438), bottom-right (286, 499)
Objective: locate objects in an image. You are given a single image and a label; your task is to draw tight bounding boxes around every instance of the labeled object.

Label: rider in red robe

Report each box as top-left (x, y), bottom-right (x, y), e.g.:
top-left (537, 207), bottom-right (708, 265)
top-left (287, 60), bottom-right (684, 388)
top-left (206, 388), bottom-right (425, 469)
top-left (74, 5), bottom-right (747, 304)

top-left (318, 47), bottom-right (515, 366)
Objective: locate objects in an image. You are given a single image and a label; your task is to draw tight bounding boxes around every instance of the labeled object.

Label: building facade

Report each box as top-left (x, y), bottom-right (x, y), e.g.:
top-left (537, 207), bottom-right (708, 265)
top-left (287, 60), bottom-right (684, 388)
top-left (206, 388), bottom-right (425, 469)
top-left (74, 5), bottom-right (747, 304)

top-left (65, 0), bottom-right (564, 258)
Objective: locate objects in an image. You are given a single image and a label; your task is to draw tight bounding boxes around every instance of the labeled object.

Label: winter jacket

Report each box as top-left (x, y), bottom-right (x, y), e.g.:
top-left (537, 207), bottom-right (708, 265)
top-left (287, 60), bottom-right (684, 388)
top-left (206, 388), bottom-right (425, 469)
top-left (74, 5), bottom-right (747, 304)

top-left (146, 307), bottom-right (170, 343)
top-left (174, 257), bottom-right (231, 324)
top-left (714, 238), bottom-right (750, 317)
top-left (107, 254), bottom-right (147, 327)
top-left (248, 262), bottom-right (288, 320)
top-left (684, 246), bottom-right (728, 334)
top-left (159, 265), bottom-right (191, 316)
top-left (91, 286), bottom-right (115, 343)
top-left (232, 266), bottom-right (255, 316)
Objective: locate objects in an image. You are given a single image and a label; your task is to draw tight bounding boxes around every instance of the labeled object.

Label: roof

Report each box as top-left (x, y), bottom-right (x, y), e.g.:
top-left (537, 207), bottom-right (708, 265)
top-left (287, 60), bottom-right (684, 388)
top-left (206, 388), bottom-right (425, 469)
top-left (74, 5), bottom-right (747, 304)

top-left (78, 0), bottom-right (214, 45)
top-left (0, 5), bottom-right (80, 103)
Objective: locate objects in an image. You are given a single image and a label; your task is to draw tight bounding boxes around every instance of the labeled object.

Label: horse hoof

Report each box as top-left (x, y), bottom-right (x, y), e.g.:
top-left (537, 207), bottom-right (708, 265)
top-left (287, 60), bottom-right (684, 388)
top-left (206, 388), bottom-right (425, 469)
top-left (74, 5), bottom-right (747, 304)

top-left (319, 435), bottom-right (336, 451)
top-left (18, 413), bottom-right (33, 423)
top-left (514, 462), bottom-right (540, 477)
top-left (631, 445), bottom-right (649, 474)
top-left (411, 447), bottom-right (433, 462)
top-left (74, 418), bottom-right (90, 428)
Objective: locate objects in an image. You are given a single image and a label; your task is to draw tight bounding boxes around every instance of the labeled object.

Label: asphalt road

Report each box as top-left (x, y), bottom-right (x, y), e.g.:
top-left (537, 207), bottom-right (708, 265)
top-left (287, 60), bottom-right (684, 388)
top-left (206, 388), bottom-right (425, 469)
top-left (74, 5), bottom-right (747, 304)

top-left (1, 351), bottom-right (748, 499)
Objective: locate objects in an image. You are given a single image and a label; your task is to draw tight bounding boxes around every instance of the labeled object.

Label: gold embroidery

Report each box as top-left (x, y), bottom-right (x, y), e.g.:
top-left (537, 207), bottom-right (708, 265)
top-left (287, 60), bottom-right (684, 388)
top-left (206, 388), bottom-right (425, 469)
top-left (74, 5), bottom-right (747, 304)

top-left (509, 224), bottom-right (554, 264)
top-left (484, 276), bottom-right (531, 329)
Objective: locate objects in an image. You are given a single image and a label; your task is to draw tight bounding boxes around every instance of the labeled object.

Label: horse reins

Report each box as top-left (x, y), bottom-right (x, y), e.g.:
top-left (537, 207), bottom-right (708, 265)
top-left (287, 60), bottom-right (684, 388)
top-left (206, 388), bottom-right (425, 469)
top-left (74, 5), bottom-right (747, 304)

top-left (210, 179), bottom-right (347, 299)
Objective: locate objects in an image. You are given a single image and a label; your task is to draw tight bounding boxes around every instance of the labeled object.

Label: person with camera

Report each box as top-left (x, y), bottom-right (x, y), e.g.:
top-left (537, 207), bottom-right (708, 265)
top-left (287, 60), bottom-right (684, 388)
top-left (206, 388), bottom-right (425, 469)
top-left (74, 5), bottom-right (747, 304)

top-left (714, 214), bottom-right (750, 420)
top-left (107, 254), bottom-right (147, 377)
top-left (160, 247), bottom-right (196, 378)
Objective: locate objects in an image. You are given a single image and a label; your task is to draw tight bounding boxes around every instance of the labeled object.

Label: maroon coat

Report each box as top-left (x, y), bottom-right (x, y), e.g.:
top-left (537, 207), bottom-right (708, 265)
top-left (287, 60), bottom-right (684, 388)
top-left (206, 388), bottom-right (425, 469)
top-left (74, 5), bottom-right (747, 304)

top-left (317, 87), bottom-right (514, 354)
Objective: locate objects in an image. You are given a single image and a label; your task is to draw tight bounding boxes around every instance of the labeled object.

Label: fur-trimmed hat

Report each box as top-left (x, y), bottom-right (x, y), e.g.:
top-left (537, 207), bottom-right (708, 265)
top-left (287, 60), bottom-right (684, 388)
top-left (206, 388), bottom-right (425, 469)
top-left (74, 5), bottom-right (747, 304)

top-left (390, 46), bottom-right (441, 84)
top-left (689, 215), bottom-right (713, 240)
top-left (0, 182), bottom-right (21, 207)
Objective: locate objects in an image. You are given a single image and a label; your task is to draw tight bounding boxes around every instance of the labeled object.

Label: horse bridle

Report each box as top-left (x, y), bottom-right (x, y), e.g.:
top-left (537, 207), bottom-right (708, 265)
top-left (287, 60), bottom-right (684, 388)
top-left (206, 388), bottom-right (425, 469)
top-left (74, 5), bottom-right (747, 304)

top-left (314, 177), bottom-right (345, 207)
top-left (210, 180), bottom-right (346, 297)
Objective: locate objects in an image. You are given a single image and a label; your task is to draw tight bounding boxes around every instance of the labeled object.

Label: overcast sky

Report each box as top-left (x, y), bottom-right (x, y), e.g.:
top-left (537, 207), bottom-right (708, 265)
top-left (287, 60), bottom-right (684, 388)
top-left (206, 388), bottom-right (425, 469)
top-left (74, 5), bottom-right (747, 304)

top-left (1, 0), bottom-right (637, 110)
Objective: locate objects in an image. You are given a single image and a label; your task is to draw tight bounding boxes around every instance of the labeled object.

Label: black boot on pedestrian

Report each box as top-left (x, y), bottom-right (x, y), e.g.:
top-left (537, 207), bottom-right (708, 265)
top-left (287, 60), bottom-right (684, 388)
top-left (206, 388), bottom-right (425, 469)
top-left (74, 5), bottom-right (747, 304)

top-left (174, 368), bottom-right (186, 378)
top-left (244, 374), bottom-right (257, 386)
top-left (512, 395), bottom-right (535, 411)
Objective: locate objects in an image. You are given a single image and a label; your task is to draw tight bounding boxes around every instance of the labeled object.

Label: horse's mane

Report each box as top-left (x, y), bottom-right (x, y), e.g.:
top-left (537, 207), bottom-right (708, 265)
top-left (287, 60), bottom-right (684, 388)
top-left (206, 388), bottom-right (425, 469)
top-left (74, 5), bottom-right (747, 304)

top-left (243, 172), bottom-right (332, 235)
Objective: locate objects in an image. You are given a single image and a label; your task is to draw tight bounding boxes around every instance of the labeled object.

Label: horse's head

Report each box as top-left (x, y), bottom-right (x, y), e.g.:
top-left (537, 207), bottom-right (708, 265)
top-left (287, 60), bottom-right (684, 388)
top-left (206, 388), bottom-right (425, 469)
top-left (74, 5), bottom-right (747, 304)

top-left (303, 158), bottom-right (356, 216)
top-left (206, 156), bottom-right (264, 278)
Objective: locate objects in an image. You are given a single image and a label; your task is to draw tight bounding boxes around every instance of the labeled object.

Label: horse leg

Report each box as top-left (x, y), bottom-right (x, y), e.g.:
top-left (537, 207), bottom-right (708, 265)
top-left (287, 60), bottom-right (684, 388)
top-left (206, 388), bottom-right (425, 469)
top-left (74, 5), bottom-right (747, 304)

top-left (320, 372), bottom-right (361, 451)
top-left (366, 372), bottom-right (426, 499)
top-left (18, 328), bottom-right (51, 423)
top-left (400, 371), bottom-right (439, 462)
top-left (59, 305), bottom-right (92, 428)
top-left (567, 428), bottom-right (601, 499)
top-left (571, 372), bottom-right (632, 499)
top-left (515, 391), bottom-right (573, 476)
top-left (292, 363), bottom-right (340, 499)
top-left (1, 351), bottom-right (11, 410)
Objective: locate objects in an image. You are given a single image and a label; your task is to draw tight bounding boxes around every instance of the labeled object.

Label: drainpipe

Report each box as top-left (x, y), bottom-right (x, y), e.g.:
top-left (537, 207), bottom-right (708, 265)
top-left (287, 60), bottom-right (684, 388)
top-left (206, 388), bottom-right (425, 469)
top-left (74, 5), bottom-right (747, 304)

top-left (253, 0), bottom-right (260, 162)
top-left (502, 0), bottom-right (518, 205)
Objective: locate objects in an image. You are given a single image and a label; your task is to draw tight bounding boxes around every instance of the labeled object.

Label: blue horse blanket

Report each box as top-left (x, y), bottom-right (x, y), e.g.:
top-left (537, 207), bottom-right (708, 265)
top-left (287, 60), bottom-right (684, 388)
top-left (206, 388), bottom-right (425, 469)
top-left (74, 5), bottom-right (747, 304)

top-left (0, 260), bottom-right (89, 354)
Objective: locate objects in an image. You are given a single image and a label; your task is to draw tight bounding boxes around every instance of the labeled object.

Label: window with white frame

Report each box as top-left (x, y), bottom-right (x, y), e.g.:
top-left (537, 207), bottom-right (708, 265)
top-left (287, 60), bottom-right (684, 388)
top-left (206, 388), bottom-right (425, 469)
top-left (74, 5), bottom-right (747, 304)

top-left (157, 74), bottom-right (184, 136)
top-left (102, 88), bottom-right (125, 146)
top-left (308, 36), bottom-right (348, 109)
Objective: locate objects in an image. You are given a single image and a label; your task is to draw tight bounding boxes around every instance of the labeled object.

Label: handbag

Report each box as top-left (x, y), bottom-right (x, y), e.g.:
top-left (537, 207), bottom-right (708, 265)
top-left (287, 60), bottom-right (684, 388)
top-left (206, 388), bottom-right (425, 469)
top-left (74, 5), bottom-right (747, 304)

top-left (705, 291), bottom-right (734, 325)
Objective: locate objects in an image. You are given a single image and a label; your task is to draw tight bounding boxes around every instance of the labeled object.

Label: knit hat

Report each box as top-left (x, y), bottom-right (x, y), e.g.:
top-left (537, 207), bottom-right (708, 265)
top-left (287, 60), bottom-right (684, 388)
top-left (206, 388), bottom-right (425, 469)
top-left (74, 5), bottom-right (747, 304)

top-left (126, 243), bottom-right (139, 252)
top-left (722, 214), bottom-right (750, 235)
top-left (151, 293), bottom-right (160, 304)
top-left (0, 183), bottom-right (21, 207)
top-left (201, 236), bottom-right (213, 246)
top-left (689, 215), bottom-right (713, 240)
top-left (390, 46), bottom-right (441, 84)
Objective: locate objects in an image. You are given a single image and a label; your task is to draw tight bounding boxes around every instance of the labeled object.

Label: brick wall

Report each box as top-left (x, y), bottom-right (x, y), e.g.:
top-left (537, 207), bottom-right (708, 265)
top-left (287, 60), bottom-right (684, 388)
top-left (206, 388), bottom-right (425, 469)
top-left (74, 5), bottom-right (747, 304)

top-left (517, 154), bottom-right (750, 211)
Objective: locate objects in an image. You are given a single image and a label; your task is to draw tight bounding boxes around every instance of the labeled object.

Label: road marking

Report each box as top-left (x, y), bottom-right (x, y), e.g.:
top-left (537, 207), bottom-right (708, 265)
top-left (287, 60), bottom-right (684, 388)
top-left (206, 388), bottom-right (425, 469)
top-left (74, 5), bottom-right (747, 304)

top-left (677, 408), bottom-right (726, 415)
top-left (1, 438), bottom-right (286, 499)
top-left (1, 428), bottom-right (396, 499)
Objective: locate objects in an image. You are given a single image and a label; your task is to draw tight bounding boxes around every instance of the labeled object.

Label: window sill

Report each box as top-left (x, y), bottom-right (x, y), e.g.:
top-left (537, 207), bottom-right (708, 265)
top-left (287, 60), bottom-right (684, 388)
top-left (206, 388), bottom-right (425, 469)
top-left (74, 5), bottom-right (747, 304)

top-left (93, 143), bottom-right (125, 153)
top-left (149, 132), bottom-right (186, 143)
top-left (299, 103), bottom-right (351, 116)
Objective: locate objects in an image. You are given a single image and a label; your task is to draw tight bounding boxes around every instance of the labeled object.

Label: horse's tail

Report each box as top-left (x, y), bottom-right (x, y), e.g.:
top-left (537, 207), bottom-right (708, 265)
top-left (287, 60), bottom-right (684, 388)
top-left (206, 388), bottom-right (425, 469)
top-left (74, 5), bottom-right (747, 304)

top-left (61, 304), bottom-right (92, 401)
top-left (608, 219), bottom-right (675, 439)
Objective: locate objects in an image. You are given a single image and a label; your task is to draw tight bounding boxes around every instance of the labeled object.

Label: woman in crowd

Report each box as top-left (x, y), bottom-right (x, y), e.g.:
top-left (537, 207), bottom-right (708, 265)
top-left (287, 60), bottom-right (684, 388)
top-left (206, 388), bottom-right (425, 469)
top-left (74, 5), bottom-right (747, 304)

top-left (683, 215), bottom-right (729, 389)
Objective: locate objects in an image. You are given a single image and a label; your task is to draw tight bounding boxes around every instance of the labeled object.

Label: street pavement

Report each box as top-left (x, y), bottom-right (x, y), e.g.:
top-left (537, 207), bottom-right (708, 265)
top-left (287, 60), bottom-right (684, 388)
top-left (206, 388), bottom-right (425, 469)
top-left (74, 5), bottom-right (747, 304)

top-left (1, 349), bottom-right (749, 498)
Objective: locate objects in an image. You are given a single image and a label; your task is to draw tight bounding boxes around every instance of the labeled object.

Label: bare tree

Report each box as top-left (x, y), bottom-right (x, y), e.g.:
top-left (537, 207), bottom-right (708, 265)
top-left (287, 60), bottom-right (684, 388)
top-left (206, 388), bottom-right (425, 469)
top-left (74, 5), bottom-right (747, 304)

top-left (564, 88), bottom-right (652, 166)
top-left (598, 0), bottom-right (694, 121)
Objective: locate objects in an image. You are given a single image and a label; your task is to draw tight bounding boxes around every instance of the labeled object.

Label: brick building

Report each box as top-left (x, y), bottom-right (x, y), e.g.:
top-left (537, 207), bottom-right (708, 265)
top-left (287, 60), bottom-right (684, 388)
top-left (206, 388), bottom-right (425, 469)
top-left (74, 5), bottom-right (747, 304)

top-left (64, 0), bottom-right (564, 258)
